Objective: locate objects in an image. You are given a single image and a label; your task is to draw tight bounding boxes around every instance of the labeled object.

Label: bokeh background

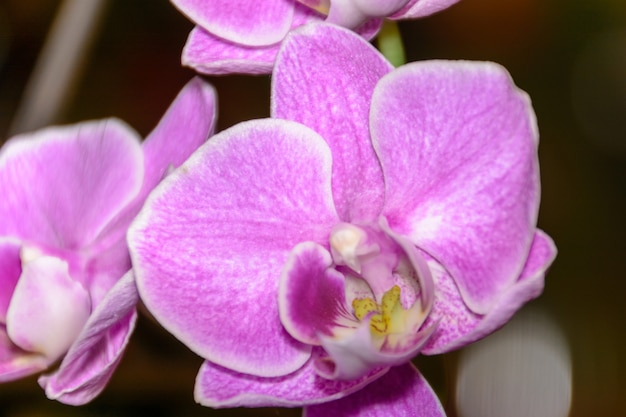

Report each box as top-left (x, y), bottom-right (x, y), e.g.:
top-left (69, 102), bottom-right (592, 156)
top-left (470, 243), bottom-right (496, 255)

top-left (0, 0), bottom-right (624, 416)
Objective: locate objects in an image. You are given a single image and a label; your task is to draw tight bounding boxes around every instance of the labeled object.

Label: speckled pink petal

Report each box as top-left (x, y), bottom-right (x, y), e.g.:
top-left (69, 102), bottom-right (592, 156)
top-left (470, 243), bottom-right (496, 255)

top-left (422, 230), bottom-right (556, 354)
top-left (182, 26), bottom-right (281, 75)
top-left (0, 239), bottom-right (21, 323)
top-left (391, 0), bottom-right (461, 19)
top-left (181, 5), bottom-right (379, 76)
top-left (279, 242), bottom-right (356, 346)
top-left (129, 119), bottom-right (339, 378)
top-left (141, 77), bottom-right (216, 197)
top-left (0, 325), bottom-right (49, 382)
top-left (171, 0), bottom-right (295, 46)
top-left (272, 23), bottom-right (392, 222)
top-left (373, 61), bottom-right (540, 314)
top-left (0, 119), bottom-right (144, 250)
top-left (194, 347), bottom-right (387, 407)
top-left (304, 363), bottom-right (445, 417)
top-left (39, 271), bottom-right (138, 405)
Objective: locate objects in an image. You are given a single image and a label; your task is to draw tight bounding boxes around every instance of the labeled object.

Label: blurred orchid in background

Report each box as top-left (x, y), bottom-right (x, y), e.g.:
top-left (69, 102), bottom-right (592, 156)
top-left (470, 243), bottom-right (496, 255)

top-left (129, 23), bottom-right (556, 416)
top-left (0, 77), bottom-right (216, 405)
top-left (172, 0), bottom-right (460, 74)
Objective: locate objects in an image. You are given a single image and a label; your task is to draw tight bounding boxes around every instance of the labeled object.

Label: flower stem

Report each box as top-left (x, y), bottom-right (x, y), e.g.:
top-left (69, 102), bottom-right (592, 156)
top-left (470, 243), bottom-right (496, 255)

top-left (377, 20), bottom-right (406, 67)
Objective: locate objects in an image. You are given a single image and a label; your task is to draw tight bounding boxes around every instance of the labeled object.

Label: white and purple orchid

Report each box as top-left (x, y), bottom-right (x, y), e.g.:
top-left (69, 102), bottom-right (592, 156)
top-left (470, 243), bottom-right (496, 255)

top-left (172, 0), bottom-right (460, 74)
top-left (0, 78), bottom-right (216, 404)
top-left (128, 24), bottom-right (556, 416)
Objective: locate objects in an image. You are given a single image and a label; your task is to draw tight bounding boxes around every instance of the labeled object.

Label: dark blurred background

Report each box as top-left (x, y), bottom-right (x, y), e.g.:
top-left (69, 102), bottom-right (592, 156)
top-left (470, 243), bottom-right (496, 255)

top-left (0, 0), bottom-right (624, 416)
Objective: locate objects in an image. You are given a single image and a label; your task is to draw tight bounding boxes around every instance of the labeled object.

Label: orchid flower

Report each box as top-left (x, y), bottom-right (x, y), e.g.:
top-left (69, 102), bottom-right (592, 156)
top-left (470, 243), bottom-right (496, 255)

top-left (0, 77), bottom-right (216, 405)
top-left (172, 0), bottom-right (460, 74)
top-left (128, 24), bottom-right (556, 416)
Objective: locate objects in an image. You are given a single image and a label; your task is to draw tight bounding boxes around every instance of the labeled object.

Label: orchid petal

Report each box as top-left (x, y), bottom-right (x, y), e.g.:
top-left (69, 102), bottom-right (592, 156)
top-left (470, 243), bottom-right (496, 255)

top-left (6, 256), bottom-right (91, 361)
top-left (0, 239), bottom-right (21, 322)
top-left (171, 0), bottom-right (295, 46)
top-left (0, 325), bottom-right (49, 382)
top-left (182, 26), bottom-right (281, 75)
top-left (141, 77), bottom-right (216, 197)
top-left (39, 271), bottom-right (138, 405)
top-left (373, 61), bottom-right (540, 314)
top-left (280, 242), bottom-right (356, 346)
top-left (304, 363), bottom-right (446, 417)
top-left (0, 120), bottom-right (144, 250)
top-left (391, 0), bottom-right (461, 19)
top-left (273, 23), bottom-right (392, 221)
top-left (194, 347), bottom-right (387, 407)
top-left (422, 230), bottom-right (556, 354)
top-left (129, 119), bottom-right (339, 377)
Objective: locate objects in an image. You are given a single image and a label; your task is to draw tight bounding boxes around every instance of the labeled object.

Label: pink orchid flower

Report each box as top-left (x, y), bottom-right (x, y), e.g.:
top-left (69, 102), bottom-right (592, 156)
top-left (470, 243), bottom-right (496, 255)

top-left (0, 77), bottom-right (216, 405)
top-left (128, 24), bottom-right (556, 416)
top-left (172, 0), bottom-right (460, 75)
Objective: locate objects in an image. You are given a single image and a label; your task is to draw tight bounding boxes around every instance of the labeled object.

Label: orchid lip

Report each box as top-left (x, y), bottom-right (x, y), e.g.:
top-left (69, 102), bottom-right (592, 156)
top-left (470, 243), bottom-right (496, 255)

top-left (6, 246), bottom-right (91, 362)
top-left (279, 217), bottom-right (436, 380)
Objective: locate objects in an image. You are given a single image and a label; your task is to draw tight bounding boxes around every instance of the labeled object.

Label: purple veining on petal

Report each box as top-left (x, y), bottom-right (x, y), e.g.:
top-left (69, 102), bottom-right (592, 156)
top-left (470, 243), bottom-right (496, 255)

top-left (373, 60), bottom-right (540, 314)
top-left (273, 23), bottom-right (392, 221)
top-left (279, 242), bottom-right (357, 346)
top-left (194, 347), bottom-right (387, 408)
top-left (0, 120), bottom-right (144, 251)
top-left (422, 230), bottom-right (556, 354)
top-left (304, 363), bottom-right (446, 417)
top-left (171, 0), bottom-right (295, 47)
top-left (130, 119), bottom-right (339, 378)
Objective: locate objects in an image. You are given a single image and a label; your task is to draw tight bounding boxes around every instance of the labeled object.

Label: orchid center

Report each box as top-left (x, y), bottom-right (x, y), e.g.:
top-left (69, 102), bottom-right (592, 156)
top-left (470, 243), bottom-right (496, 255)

top-left (352, 285), bottom-right (405, 335)
top-left (280, 218), bottom-right (437, 380)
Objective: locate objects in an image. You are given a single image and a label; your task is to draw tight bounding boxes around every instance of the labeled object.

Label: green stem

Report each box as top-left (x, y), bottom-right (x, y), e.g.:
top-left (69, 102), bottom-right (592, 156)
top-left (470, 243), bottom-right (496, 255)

top-left (376, 20), bottom-right (406, 67)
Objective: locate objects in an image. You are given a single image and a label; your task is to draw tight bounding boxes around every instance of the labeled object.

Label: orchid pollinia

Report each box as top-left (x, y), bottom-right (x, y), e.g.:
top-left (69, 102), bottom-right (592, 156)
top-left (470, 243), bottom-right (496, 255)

top-left (171, 0), bottom-right (461, 74)
top-left (128, 23), bottom-right (556, 416)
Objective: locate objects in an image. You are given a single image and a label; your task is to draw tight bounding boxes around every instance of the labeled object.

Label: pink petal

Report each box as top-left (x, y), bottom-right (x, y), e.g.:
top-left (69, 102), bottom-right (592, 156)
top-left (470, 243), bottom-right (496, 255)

top-left (304, 363), bottom-right (445, 417)
top-left (95, 77), bottom-right (217, 243)
top-left (141, 76), bottom-right (216, 197)
top-left (0, 238), bottom-right (21, 322)
top-left (182, 26), bottom-right (281, 75)
top-left (422, 230), bottom-right (556, 354)
top-left (182, 4), bottom-right (325, 75)
top-left (129, 119), bottom-right (339, 377)
top-left (391, 0), bottom-right (461, 19)
top-left (6, 255), bottom-right (91, 361)
top-left (39, 271), bottom-right (138, 405)
top-left (272, 23), bottom-right (392, 222)
top-left (194, 347), bottom-right (387, 407)
top-left (373, 61), bottom-right (540, 314)
top-left (0, 120), bottom-right (144, 251)
top-left (279, 242), bottom-right (356, 346)
top-left (0, 325), bottom-right (49, 382)
top-left (171, 0), bottom-right (295, 46)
